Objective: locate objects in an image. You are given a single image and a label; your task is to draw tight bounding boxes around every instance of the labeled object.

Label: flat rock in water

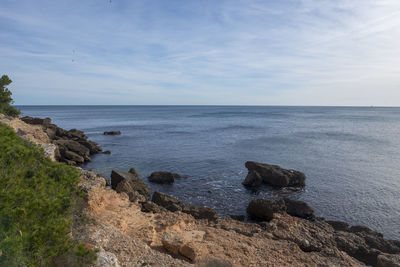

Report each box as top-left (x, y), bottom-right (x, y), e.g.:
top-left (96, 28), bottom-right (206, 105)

top-left (243, 161), bottom-right (306, 188)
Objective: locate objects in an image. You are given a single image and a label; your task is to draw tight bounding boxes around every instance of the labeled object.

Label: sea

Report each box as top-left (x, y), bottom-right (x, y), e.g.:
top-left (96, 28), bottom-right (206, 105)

top-left (18, 105), bottom-right (400, 240)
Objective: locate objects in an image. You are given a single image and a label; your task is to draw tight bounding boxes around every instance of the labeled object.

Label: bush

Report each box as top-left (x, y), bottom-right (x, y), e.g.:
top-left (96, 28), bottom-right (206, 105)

top-left (0, 123), bottom-right (96, 266)
top-left (0, 75), bottom-right (20, 117)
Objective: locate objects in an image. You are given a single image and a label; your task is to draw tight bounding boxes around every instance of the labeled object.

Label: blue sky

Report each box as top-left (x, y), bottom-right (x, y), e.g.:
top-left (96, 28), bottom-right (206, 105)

top-left (1, 0), bottom-right (400, 105)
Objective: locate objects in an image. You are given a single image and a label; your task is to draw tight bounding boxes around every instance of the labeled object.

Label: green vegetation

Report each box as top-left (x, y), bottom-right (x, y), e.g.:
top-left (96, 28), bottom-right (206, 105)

top-left (0, 75), bottom-right (20, 117)
top-left (0, 123), bottom-right (97, 266)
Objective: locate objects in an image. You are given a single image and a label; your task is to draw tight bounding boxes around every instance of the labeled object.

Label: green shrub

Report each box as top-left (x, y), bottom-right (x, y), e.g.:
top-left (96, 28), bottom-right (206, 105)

top-left (0, 123), bottom-right (96, 266)
top-left (0, 75), bottom-right (20, 117)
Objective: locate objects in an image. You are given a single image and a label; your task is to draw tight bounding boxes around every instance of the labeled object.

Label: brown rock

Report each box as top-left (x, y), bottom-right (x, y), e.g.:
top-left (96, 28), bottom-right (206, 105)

top-left (162, 232), bottom-right (184, 255)
top-left (242, 170), bottom-right (262, 187)
top-left (104, 131), bottom-right (121, 135)
top-left (377, 253), bottom-right (400, 267)
top-left (182, 205), bottom-right (218, 221)
top-left (283, 198), bottom-right (315, 220)
top-left (64, 150), bottom-right (84, 164)
top-left (152, 192), bottom-right (183, 212)
top-left (179, 242), bottom-right (206, 262)
top-left (112, 170), bottom-right (150, 200)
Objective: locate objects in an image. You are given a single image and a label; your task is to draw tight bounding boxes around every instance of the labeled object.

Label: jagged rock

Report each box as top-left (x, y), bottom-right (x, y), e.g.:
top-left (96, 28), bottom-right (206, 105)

top-left (64, 150), bottom-right (84, 164)
top-left (152, 192), bottom-right (218, 220)
top-left (179, 242), bottom-right (205, 262)
top-left (104, 131), bottom-right (121, 135)
top-left (148, 171), bottom-right (175, 184)
top-left (247, 198), bottom-right (286, 221)
top-left (244, 161), bottom-right (306, 187)
top-left (103, 150), bottom-right (111, 154)
top-left (377, 253), bottom-right (400, 267)
top-left (54, 139), bottom-right (90, 157)
top-left (79, 140), bottom-right (102, 154)
top-left (141, 201), bottom-right (167, 213)
top-left (182, 205), bottom-right (218, 221)
top-left (112, 170), bottom-right (150, 200)
top-left (161, 231), bottom-right (206, 261)
top-left (152, 192), bottom-right (183, 212)
top-left (242, 170), bottom-right (263, 187)
top-left (21, 116), bottom-right (51, 126)
top-left (126, 191), bottom-right (147, 203)
top-left (129, 168), bottom-right (139, 177)
top-left (283, 198), bottom-right (315, 220)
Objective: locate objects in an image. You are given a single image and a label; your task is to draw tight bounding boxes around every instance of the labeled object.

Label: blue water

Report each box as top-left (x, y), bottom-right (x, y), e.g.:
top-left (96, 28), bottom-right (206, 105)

top-left (18, 106), bottom-right (400, 240)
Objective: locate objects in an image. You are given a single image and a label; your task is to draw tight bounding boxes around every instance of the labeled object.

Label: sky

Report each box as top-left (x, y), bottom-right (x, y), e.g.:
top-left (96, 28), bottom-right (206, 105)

top-left (1, 0), bottom-right (400, 106)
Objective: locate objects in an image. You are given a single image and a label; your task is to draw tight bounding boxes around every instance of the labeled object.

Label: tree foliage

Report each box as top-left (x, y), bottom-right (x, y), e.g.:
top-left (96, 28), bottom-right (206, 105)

top-left (0, 75), bottom-right (20, 117)
top-left (0, 123), bottom-right (96, 266)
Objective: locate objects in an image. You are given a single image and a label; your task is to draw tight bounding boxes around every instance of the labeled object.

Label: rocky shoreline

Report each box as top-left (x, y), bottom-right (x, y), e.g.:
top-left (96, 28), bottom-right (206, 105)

top-left (1, 114), bottom-right (399, 266)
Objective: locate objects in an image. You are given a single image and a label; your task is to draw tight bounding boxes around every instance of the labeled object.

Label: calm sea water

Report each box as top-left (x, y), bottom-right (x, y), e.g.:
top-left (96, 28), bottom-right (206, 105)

top-left (18, 106), bottom-right (400, 240)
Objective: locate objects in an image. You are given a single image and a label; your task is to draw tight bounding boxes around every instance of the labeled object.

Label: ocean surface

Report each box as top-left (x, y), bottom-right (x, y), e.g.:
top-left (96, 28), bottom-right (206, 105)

top-left (18, 105), bottom-right (400, 240)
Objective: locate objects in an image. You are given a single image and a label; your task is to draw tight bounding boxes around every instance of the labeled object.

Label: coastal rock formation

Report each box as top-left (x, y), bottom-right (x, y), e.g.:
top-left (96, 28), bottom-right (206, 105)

top-left (111, 170), bottom-right (150, 200)
top-left (152, 191), bottom-right (218, 221)
top-left (247, 198), bottom-right (286, 221)
top-left (148, 171), bottom-right (175, 184)
top-left (20, 116), bottom-right (102, 165)
top-left (104, 130), bottom-right (121, 135)
top-left (243, 161), bottom-right (306, 187)
top-left (247, 198), bottom-right (315, 221)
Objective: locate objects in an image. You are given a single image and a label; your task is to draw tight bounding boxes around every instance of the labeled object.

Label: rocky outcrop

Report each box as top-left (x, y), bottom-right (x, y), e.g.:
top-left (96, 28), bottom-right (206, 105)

top-left (20, 116), bottom-right (102, 165)
top-left (148, 171), bottom-right (175, 184)
top-left (111, 170), bottom-right (150, 200)
top-left (104, 131), bottom-right (121, 135)
top-left (283, 198), bottom-right (315, 220)
top-left (152, 192), bottom-right (218, 221)
top-left (247, 198), bottom-right (315, 221)
top-left (161, 231), bottom-right (206, 262)
top-left (247, 198), bottom-right (286, 221)
top-left (243, 161), bottom-right (306, 187)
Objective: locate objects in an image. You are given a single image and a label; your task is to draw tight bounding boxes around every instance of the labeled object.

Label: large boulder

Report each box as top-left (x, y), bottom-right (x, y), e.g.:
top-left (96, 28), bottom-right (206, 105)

top-left (148, 171), bottom-right (175, 184)
top-left (111, 170), bottom-right (150, 200)
top-left (243, 161), bottom-right (306, 187)
top-left (21, 116), bottom-right (51, 126)
top-left (283, 198), bottom-right (315, 220)
top-left (54, 139), bottom-right (90, 158)
top-left (247, 198), bottom-right (286, 221)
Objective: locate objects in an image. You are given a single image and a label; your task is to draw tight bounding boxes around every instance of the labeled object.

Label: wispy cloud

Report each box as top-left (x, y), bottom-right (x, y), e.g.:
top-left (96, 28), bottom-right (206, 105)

top-left (0, 0), bottom-right (399, 105)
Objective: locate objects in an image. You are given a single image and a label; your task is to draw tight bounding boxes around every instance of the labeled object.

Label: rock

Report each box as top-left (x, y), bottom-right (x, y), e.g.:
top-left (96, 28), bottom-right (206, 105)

top-left (54, 139), bottom-right (90, 158)
top-left (377, 253), bottom-right (400, 267)
top-left (40, 143), bottom-right (57, 161)
top-left (112, 170), bottom-right (150, 200)
top-left (21, 116), bottom-right (51, 126)
top-left (172, 173), bottom-right (188, 179)
top-left (242, 170), bottom-right (263, 187)
top-left (162, 232), bottom-right (184, 255)
top-left (64, 150), bottom-right (84, 164)
top-left (244, 161), bottom-right (306, 187)
top-left (103, 150), bottom-right (111, 154)
top-left (126, 191), bottom-right (147, 203)
top-left (79, 140), bottom-right (102, 154)
top-left (141, 201), bottom-right (167, 213)
top-left (229, 215), bottom-right (245, 221)
top-left (104, 131), bottom-right (121, 135)
top-left (247, 198), bottom-right (286, 221)
top-left (129, 168), bottom-right (139, 177)
top-left (152, 192), bottom-right (184, 212)
top-left (148, 171), bottom-right (175, 184)
top-left (326, 220), bottom-right (350, 232)
top-left (182, 205), bottom-right (218, 221)
top-left (179, 242), bottom-right (205, 262)
top-left (283, 198), bottom-right (315, 220)
top-left (95, 248), bottom-right (121, 267)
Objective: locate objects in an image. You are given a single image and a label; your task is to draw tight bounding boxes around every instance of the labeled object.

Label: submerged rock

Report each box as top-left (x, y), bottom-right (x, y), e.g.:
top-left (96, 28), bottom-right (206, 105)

top-left (104, 131), bottom-right (121, 135)
top-left (243, 161), bottom-right (306, 188)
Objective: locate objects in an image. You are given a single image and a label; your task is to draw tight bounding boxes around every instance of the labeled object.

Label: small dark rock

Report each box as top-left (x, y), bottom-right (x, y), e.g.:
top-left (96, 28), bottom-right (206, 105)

top-left (326, 220), bottom-right (350, 232)
top-left (152, 191), bottom-right (183, 212)
top-left (104, 131), bottom-right (121, 135)
top-left (102, 150), bottom-right (111, 154)
top-left (182, 205), bottom-right (218, 221)
top-left (141, 201), bottom-right (167, 213)
top-left (148, 171), bottom-right (175, 184)
top-left (230, 215), bottom-right (245, 221)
